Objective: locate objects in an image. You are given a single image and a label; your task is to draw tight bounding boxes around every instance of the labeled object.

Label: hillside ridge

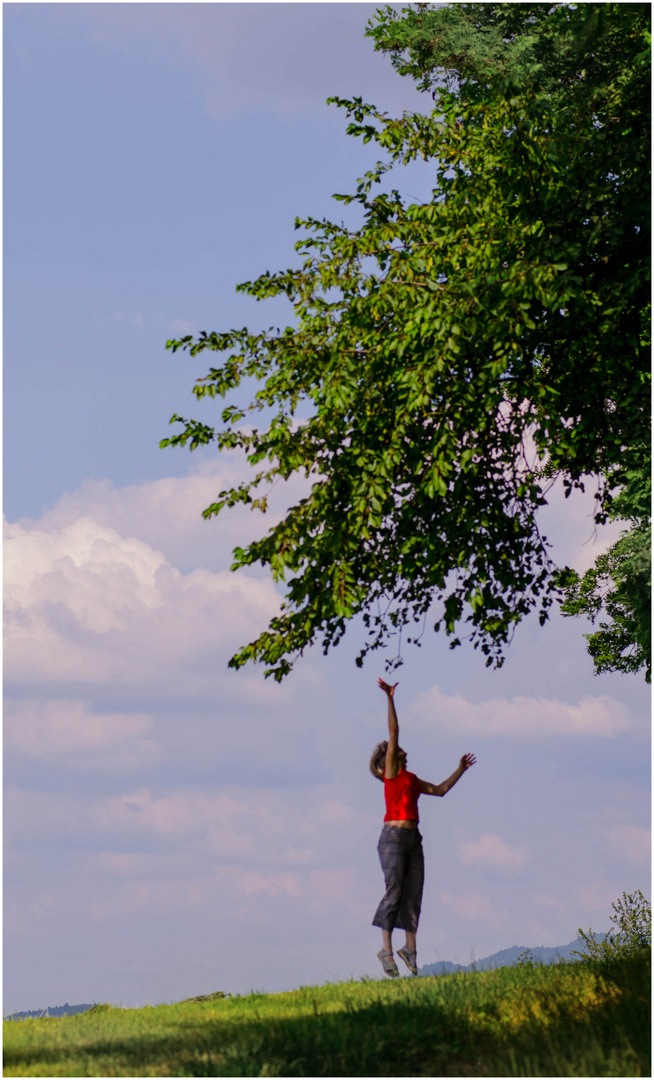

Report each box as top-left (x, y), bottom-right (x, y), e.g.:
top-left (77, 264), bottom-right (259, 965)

top-left (4, 1001), bottom-right (95, 1021)
top-left (419, 934), bottom-right (603, 977)
top-left (5, 934), bottom-right (603, 1019)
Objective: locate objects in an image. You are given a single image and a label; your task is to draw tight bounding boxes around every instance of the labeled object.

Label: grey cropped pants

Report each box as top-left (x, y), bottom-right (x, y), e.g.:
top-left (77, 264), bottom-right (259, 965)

top-left (372, 825), bottom-right (424, 933)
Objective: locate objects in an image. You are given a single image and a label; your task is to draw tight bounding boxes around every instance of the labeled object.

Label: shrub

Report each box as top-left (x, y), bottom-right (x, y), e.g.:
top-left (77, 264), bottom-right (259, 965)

top-left (573, 889), bottom-right (651, 962)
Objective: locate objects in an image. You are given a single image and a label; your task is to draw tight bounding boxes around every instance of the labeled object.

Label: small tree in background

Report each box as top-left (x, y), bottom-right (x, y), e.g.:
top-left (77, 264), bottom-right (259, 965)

top-left (573, 889), bottom-right (651, 962)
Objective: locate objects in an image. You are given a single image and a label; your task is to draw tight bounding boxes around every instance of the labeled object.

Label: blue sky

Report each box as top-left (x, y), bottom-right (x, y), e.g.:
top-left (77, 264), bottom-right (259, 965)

top-left (4, 3), bottom-right (650, 1014)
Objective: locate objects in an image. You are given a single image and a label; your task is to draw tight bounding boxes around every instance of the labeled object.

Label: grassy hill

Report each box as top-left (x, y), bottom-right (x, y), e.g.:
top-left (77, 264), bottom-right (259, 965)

top-left (3, 952), bottom-right (649, 1077)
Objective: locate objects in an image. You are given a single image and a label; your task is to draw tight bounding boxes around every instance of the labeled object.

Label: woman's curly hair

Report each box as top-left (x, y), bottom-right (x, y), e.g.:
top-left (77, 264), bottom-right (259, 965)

top-left (370, 741), bottom-right (388, 781)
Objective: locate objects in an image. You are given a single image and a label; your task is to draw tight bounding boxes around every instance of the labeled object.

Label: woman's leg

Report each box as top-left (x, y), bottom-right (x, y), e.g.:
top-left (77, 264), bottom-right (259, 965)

top-left (372, 829), bottom-right (411, 944)
top-left (395, 832), bottom-right (424, 947)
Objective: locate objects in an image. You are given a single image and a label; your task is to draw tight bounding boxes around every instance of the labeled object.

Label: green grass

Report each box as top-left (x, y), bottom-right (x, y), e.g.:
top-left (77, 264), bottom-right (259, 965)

top-left (3, 953), bottom-right (649, 1077)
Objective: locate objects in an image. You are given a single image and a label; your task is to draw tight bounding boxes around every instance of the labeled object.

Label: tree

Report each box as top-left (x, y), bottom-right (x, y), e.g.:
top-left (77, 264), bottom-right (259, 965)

top-left (558, 472), bottom-right (651, 681)
top-left (573, 889), bottom-right (651, 963)
top-left (370, 1), bottom-right (652, 684)
top-left (368, 2), bottom-right (649, 110)
top-left (162, 2), bottom-right (650, 680)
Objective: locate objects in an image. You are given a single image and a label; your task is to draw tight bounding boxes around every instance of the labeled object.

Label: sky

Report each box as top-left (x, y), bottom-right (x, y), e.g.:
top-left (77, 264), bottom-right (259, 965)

top-left (4, 2), bottom-right (650, 1015)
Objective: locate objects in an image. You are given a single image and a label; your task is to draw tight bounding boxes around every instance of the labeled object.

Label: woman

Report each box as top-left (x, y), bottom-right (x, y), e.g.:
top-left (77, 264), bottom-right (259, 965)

top-left (371, 678), bottom-right (476, 977)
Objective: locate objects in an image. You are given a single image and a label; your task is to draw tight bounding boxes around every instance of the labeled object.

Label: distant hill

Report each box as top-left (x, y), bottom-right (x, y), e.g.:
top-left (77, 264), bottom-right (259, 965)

top-left (419, 935), bottom-right (605, 977)
top-left (4, 1001), bottom-right (94, 1021)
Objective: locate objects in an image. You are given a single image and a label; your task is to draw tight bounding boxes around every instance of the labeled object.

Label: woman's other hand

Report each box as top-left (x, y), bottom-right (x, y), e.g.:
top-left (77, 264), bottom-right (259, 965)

top-left (460, 753), bottom-right (476, 770)
top-left (378, 678), bottom-right (398, 697)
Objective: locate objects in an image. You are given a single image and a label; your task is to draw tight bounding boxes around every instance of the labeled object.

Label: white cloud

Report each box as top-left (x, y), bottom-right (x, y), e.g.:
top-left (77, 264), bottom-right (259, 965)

top-left (5, 783), bottom-right (366, 932)
top-left (4, 513), bottom-right (281, 688)
top-left (607, 826), bottom-right (651, 865)
top-left (440, 890), bottom-right (510, 933)
top-left (4, 699), bottom-right (159, 773)
top-left (532, 892), bottom-right (565, 910)
top-left (167, 317), bottom-right (196, 338)
top-left (575, 881), bottom-right (619, 914)
top-left (86, 864), bottom-right (359, 924)
top-left (102, 788), bottom-right (275, 854)
top-left (20, 457), bottom-right (309, 574)
top-left (408, 684), bottom-right (631, 740)
top-left (457, 833), bottom-right (531, 875)
top-left (538, 475), bottom-right (626, 575)
top-left (100, 309), bottom-right (146, 331)
top-left (72, 3), bottom-right (425, 122)
top-left (316, 800), bottom-right (355, 824)
top-left (6, 785), bottom-right (329, 864)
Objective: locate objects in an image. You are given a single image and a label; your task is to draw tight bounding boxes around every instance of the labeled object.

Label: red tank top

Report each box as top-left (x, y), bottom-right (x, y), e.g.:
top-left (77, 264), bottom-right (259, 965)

top-left (384, 769), bottom-right (422, 822)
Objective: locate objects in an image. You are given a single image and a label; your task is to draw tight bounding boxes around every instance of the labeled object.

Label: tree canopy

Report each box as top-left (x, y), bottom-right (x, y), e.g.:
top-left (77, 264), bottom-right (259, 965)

top-left (559, 473), bottom-right (651, 682)
top-left (162, 2), bottom-right (650, 680)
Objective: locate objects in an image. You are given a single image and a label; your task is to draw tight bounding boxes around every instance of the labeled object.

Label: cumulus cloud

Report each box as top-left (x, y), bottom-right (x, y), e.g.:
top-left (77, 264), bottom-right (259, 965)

top-left (457, 833), bottom-right (531, 876)
top-left (5, 785), bottom-right (370, 871)
top-left (21, 457), bottom-right (310, 574)
top-left (408, 684), bottom-right (631, 740)
top-left (3, 474), bottom-right (335, 797)
top-left (7, 786), bottom-right (261, 854)
top-left (4, 513), bottom-right (281, 689)
top-left (5, 783), bottom-right (368, 933)
top-left (4, 699), bottom-right (159, 773)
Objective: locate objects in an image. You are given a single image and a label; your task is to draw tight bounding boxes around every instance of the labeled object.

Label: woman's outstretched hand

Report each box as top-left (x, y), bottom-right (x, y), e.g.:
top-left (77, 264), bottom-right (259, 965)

top-left (378, 678), bottom-right (398, 697)
top-left (460, 753), bottom-right (476, 770)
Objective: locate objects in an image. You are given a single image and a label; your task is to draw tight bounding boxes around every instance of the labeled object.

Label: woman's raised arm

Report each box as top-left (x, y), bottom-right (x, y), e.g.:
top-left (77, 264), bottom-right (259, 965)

top-left (378, 678), bottom-right (401, 779)
top-left (420, 753), bottom-right (476, 797)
